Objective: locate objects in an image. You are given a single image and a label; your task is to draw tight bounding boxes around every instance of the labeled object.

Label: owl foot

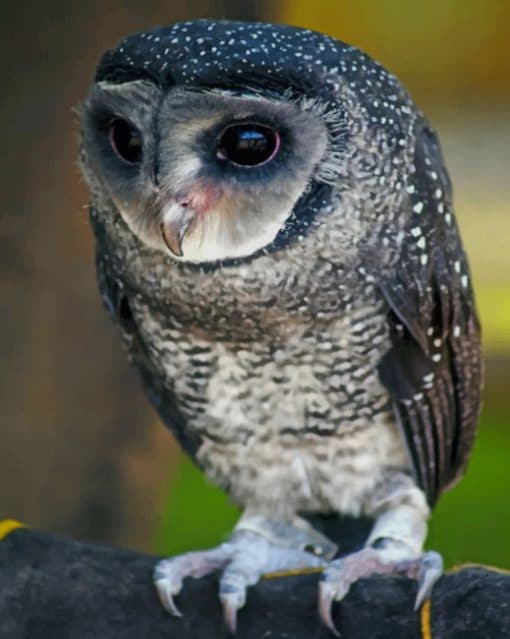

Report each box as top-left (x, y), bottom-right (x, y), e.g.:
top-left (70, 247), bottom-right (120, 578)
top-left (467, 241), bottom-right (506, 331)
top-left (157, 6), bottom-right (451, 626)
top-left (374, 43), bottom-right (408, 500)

top-left (154, 528), bottom-right (328, 633)
top-left (318, 541), bottom-right (443, 635)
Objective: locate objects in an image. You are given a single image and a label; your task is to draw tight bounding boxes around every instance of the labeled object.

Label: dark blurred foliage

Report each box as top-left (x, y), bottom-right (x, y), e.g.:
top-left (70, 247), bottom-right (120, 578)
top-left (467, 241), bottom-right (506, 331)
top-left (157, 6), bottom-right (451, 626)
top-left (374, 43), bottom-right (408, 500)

top-left (0, 1), bottom-right (508, 566)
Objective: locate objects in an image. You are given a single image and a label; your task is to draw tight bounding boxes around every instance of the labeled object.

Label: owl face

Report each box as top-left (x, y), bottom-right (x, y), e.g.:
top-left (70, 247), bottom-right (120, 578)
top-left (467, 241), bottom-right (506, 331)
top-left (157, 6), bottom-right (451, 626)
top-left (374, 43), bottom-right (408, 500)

top-left (81, 78), bottom-right (333, 263)
top-left (81, 20), bottom-right (417, 270)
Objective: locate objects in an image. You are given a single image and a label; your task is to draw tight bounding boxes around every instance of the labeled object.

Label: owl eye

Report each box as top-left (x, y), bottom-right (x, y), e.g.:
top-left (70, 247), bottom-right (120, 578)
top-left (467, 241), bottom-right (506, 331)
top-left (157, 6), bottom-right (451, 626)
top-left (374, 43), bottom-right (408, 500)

top-left (109, 118), bottom-right (143, 164)
top-left (216, 122), bottom-right (280, 167)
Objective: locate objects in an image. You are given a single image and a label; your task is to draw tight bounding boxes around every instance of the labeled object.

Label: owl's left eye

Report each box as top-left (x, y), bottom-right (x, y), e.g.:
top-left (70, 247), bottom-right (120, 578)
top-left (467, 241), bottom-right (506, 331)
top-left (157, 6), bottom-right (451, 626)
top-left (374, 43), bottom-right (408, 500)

top-left (109, 118), bottom-right (143, 165)
top-left (216, 122), bottom-right (280, 167)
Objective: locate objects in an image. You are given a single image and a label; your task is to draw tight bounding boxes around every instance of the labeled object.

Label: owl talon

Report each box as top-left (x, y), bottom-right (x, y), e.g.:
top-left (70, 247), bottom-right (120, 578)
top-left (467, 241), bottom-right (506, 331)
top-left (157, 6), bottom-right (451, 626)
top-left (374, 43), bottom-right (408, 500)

top-left (154, 528), bottom-right (327, 632)
top-left (318, 579), bottom-right (340, 636)
top-left (414, 551), bottom-right (443, 610)
top-left (220, 591), bottom-right (242, 634)
top-left (219, 566), bottom-right (249, 634)
top-left (153, 547), bottom-right (232, 617)
top-left (154, 579), bottom-right (183, 617)
top-left (319, 544), bottom-right (443, 634)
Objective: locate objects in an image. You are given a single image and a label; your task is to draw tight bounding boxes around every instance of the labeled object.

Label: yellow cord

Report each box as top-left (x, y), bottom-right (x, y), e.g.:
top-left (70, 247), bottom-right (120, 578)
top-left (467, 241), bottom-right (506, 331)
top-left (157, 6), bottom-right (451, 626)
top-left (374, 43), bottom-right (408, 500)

top-left (263, 566), bottom-right (324, 580)
top-left (448, 562), bottom-right (510, 576)
top-left (262, 561), bottom-right (510, 583)
top-left (0, 519), bottom-right (26, 541)
top-left (420, 598), bottom-right (432, 639)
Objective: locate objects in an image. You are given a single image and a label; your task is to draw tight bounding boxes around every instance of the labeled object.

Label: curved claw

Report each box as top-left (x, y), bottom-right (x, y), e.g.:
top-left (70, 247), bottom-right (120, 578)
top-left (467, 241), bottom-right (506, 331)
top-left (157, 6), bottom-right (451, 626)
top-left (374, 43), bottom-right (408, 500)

top-left (414, 551), bottom-right (443, 610)
top-left (318, 579), bottom-right (340, 637)
top-left (153, 529), bottom-right (340, 632)
top-left (219, 578), bottom-right (247, 635)
top-left (154, 579), bottom-right (183, 617)
top-left (221, 593), bottom-right (241, 634)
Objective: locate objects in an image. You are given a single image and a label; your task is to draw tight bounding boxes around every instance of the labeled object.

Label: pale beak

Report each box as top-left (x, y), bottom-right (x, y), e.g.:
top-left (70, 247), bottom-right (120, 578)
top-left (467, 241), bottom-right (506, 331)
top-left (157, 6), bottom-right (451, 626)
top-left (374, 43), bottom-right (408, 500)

top-left (160, 203), bottom-right (196, 257)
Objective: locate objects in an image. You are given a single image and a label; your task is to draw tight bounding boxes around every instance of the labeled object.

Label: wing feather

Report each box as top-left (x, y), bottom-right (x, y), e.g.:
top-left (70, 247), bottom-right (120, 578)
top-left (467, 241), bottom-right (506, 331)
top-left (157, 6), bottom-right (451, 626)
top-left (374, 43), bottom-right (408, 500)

top-left (377, 124), bottom-right (482, 505)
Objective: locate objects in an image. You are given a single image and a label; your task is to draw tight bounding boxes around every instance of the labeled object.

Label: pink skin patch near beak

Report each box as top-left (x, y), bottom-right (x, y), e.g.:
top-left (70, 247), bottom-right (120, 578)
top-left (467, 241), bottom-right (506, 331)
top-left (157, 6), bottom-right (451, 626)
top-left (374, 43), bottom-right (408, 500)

top-left (160, 182), bottom-right (223, 257)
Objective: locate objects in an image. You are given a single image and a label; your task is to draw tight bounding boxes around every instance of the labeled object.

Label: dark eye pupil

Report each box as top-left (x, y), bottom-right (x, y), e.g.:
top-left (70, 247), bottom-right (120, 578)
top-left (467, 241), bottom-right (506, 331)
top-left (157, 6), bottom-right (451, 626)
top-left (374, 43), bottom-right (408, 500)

top-left (109, 118), bottom-right (143, 164)
top-left (217, 123), bottom-right (280, 167)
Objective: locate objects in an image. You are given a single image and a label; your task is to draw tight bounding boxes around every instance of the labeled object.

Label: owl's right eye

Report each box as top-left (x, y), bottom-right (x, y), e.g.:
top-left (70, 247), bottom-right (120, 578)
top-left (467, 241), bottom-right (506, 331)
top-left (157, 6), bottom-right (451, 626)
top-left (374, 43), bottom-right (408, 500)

top-left (109, 118), bottom-right (143, 165)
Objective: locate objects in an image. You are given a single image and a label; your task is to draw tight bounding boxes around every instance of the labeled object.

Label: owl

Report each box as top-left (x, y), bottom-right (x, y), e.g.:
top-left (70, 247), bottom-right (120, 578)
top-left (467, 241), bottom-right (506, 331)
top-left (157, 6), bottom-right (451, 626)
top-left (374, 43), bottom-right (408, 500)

top-left (80, 19), bottom-right (482, 633)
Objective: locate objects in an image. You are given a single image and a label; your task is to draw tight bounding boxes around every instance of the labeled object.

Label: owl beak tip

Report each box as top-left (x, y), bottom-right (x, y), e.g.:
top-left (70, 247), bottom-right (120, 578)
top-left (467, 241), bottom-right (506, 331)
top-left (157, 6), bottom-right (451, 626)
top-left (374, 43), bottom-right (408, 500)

top-left (160, 212), bottom-right (194, 258)
top-left (160, 222), bottom-right (184, 257)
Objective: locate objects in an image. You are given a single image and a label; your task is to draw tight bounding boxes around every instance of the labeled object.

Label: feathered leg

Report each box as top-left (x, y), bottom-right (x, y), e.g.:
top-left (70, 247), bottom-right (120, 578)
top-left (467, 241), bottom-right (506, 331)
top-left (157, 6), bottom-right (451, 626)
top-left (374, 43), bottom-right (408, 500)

top-left (319, 473), bottom-right (442, 635)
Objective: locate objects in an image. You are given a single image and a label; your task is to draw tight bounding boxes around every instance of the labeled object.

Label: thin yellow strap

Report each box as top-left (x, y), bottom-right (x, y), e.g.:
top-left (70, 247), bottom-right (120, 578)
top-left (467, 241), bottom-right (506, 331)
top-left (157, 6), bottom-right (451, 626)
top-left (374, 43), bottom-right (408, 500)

top-left (0, 519), bottom-right (26, 541)
top-left (420, 598), bottom-right (432, 639)
top-left (448, 562), bottom-right (510, 576)
top-left (263, 566), bottom-right (324, 580)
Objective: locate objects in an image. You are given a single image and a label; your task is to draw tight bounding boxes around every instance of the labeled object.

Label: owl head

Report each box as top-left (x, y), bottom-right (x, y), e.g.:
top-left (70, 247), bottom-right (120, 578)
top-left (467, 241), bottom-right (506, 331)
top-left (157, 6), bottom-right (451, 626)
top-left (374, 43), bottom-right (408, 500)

top-left (81, 20), bottom-right (415, 265)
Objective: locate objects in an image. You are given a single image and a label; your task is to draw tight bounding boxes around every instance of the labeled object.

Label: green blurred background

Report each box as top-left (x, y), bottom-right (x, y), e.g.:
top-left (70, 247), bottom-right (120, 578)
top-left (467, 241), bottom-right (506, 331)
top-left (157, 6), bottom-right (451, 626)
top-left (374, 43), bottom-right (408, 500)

top-left (0, 1), bottom-right (508, 569)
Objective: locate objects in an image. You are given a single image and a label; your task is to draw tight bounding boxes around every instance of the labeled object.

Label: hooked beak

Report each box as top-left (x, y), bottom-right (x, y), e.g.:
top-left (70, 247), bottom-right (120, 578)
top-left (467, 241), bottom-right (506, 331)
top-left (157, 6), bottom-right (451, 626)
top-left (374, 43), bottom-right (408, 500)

top-left (158, 183), bottom-right (223, 258)
top-left (160, 203), bottom-right (195, 257)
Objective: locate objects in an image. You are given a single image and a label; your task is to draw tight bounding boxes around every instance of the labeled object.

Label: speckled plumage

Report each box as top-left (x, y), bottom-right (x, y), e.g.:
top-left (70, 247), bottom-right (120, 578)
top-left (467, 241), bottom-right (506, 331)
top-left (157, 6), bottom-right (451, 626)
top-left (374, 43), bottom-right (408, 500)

top-left (79, 21), bottom-right (483, 577)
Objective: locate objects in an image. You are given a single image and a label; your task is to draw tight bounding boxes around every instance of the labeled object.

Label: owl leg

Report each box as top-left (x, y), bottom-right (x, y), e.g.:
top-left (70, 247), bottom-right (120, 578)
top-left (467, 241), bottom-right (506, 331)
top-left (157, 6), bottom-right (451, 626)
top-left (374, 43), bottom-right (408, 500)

top-left (154, 515), bottom-right (333, 633)
top-left (318, 477), bottom-right (443, 635)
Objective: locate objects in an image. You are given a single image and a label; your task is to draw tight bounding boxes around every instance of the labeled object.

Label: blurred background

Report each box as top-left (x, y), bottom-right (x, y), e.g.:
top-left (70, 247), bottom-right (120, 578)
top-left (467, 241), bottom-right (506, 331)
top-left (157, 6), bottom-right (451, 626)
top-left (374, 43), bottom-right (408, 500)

top-left (1, 1), bottom-right (508, 568)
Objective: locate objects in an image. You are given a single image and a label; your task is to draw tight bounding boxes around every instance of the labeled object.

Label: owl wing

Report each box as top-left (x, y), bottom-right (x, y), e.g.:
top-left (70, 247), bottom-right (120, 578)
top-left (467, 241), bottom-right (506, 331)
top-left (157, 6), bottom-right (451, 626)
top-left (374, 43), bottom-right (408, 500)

top-left (376, 124), bottom-right (482, 507)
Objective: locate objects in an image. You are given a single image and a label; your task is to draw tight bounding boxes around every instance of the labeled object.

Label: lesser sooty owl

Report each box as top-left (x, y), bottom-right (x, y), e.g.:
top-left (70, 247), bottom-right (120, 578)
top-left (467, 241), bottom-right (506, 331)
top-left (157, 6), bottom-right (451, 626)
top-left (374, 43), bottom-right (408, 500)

top-left (80, 19), bottom-right (482, 633)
